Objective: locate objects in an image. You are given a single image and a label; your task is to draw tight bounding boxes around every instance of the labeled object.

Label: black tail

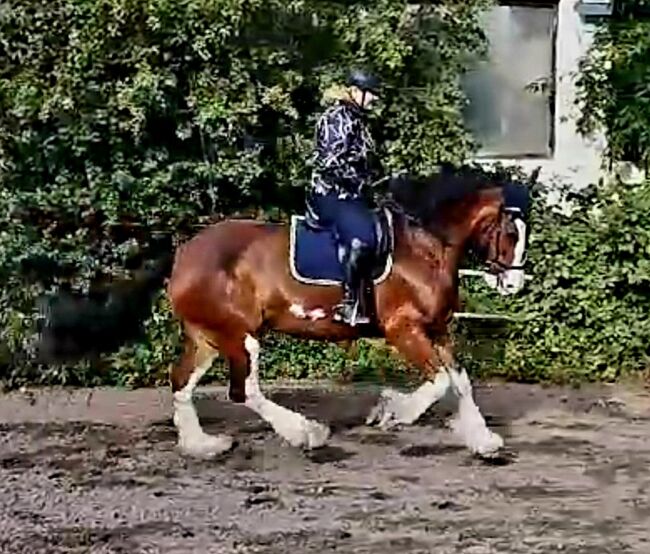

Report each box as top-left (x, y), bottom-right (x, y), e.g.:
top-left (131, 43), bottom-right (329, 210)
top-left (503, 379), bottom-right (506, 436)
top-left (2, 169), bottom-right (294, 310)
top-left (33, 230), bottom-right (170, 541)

top-left (34, 252), bottom-right (174, 365)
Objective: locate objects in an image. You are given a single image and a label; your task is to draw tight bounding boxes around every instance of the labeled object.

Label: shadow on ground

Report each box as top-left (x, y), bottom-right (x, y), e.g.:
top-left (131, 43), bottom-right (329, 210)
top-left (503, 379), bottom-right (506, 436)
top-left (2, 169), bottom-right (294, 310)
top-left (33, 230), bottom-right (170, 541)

top-left (1, 382), bottom-right (649, 553)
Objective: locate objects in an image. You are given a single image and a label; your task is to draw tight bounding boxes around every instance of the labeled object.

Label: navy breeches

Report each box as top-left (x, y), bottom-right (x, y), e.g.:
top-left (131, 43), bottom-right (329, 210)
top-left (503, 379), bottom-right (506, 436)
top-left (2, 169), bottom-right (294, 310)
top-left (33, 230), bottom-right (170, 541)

top-left (309, 193), bottom-right (377, 251)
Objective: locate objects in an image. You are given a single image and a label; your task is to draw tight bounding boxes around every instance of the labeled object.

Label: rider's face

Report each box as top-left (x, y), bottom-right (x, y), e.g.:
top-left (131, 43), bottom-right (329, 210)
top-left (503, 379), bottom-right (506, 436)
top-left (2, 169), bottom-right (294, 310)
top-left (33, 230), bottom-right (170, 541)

top-left (351, 87), bottom-right (378, 110)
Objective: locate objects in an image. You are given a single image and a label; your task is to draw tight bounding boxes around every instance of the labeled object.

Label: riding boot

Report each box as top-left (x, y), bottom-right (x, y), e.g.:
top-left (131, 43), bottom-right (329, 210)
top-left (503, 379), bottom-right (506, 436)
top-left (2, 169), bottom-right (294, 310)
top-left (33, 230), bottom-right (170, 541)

top-left (333, 240), bottom-right (370, 326)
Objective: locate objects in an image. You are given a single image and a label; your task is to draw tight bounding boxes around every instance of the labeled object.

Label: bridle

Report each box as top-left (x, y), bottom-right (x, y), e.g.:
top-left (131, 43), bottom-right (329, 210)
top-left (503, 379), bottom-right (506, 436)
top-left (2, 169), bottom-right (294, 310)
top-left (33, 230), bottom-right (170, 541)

top-left (483, 205), bottom-right (528, 273)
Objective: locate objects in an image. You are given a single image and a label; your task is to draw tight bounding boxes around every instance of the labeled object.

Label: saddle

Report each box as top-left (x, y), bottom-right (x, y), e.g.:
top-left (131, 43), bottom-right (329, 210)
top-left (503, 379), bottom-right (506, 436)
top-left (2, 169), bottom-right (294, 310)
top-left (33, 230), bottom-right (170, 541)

top-left (288, 206), bottom-right (395, 287)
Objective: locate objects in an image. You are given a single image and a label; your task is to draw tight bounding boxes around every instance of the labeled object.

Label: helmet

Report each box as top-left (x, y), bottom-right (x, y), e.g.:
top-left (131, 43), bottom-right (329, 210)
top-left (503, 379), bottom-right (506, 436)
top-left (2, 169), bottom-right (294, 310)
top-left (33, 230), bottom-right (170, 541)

top-left (346, 69), bottom-right (382, 96)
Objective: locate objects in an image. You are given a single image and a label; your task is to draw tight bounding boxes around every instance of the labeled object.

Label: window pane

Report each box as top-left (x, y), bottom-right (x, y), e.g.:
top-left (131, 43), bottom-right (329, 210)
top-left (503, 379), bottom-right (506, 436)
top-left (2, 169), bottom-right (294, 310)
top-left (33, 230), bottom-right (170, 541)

top-left (462, 4), bottom-right (557, 158)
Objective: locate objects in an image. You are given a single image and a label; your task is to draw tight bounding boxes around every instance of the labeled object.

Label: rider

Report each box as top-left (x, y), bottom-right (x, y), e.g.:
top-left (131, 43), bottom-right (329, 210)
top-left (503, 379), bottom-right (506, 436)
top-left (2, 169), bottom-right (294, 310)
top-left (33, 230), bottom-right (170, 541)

top-left (306, 69), bottom-right (383, 326)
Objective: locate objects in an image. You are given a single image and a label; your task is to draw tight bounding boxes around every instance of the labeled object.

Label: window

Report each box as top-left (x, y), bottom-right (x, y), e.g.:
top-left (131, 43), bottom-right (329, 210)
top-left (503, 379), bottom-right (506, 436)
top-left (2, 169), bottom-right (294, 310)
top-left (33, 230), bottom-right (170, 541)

top-left (462, 2), bottom-right (558, 158)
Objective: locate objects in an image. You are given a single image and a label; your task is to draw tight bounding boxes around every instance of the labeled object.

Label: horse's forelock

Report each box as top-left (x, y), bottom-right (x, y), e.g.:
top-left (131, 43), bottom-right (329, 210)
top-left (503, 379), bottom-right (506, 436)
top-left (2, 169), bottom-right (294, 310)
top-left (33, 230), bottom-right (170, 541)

top-left (502, 180), bottom-right (532, 222)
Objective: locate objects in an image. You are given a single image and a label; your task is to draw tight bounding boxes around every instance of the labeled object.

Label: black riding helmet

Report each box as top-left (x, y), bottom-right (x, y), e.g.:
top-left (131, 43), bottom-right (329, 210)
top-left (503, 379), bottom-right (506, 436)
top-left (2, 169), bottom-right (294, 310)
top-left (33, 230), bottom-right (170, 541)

top-left (346, 69), bottom-right (382, 97)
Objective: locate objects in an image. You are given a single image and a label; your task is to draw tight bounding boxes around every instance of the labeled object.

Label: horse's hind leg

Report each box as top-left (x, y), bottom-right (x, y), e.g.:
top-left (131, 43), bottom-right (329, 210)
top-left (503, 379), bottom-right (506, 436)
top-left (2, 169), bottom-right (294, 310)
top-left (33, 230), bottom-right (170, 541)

top-left (170, 329), bottom-right (234, 458)
top-left (234, 334), bottom-right (330, 449)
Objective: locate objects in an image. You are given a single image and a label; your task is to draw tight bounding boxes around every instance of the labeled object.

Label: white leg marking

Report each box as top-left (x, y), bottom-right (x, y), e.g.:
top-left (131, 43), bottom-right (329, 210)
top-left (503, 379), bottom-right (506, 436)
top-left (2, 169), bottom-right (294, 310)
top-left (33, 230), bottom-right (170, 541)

top-left (447, 367), bottom-right (503, 456)
top-left (173, 353), bottom-right (233, 459)
top-left (243, 334), bottom-right (330, 449)
top-left (366, 370), bottom-right (451, 429)
top-left (289, 303), bottom-right (327, 321)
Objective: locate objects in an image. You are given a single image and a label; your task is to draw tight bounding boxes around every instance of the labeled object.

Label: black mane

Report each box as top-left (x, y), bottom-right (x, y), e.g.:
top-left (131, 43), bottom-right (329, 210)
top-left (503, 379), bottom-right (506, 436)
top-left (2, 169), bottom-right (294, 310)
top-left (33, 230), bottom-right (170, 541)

top-left (386, 163), bottom-right (530, 227)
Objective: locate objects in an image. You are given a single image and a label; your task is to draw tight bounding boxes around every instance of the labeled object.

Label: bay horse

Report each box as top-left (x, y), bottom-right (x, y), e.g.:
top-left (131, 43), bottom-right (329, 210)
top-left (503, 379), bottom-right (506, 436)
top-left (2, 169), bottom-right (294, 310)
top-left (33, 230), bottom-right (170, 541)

top-left (36, 165), bottom-right (531, 460)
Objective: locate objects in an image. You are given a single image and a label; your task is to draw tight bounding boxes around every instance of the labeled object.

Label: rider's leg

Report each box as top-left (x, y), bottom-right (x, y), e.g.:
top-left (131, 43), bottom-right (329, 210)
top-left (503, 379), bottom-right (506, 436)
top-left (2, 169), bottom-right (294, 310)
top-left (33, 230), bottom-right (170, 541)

top-left (306, 192), bottom-right (376, 325)
top-left (330, 198), bottom-right (377, 326)
top-left (334, 237), bottom-right (372, 325)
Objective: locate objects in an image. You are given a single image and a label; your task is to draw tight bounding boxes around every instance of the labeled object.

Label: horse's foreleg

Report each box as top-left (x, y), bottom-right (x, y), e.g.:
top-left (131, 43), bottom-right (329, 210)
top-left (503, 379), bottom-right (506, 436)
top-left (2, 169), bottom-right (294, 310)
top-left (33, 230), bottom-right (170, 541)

top-left (446, 366), bottom-right (504, 458)
top-left (367, 320), bottom-right (452, 429)
top-left (242, 334), bottom-right (330, 449)
top-left (371, 319), bottom-right (503, 457)
top-left (170, 333), bottom-right (234, 459)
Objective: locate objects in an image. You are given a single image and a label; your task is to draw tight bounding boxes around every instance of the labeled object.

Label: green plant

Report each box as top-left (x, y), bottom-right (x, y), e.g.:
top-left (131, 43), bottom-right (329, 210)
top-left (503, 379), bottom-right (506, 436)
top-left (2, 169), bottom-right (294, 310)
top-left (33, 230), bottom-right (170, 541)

top-left (0, 0), bottom-right (494, 389)
top-left (576, 0), bottom-right (650, 167)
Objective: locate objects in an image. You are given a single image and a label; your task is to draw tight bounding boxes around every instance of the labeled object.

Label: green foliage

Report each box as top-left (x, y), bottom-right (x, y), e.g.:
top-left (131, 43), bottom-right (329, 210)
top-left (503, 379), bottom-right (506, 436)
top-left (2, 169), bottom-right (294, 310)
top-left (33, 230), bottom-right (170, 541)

top-left (3, 0), bottom-right (647, 390)
top-left (576, 1), bottom-right (650, 166)
top-left (0, 0), bottom-right (493, 388)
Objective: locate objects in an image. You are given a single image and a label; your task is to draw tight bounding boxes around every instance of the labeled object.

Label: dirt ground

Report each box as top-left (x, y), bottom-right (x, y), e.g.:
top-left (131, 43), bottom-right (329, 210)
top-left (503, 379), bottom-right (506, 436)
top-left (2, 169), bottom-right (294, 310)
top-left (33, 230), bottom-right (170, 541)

top-left (1, 381), bottom-right (650, 554)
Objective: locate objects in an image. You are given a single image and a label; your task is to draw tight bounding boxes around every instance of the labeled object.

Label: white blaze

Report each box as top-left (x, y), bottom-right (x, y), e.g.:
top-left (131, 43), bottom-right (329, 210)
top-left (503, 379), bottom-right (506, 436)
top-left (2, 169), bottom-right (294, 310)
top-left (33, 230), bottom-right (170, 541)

top-left (487, 217), bottom-right (528, 296)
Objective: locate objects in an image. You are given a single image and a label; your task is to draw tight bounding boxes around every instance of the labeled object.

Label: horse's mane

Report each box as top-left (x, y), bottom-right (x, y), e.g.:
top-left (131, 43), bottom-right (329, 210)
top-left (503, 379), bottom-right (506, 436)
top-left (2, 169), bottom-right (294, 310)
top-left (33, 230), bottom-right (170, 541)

top-left (386, 163), bottom-right (512, 228)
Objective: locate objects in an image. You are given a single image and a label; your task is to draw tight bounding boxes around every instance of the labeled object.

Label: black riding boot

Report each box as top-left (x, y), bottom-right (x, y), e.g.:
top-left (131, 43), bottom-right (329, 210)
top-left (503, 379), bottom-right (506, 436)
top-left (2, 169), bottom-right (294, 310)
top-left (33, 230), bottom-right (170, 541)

top-left (333, 240), bottom-right (371, 326)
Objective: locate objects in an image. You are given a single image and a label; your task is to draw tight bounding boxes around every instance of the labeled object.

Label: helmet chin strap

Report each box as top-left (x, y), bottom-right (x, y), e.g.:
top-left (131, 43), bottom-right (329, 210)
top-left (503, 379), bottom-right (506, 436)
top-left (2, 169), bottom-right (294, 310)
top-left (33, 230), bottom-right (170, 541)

top-left (359, 90), bottom-right (368, 110)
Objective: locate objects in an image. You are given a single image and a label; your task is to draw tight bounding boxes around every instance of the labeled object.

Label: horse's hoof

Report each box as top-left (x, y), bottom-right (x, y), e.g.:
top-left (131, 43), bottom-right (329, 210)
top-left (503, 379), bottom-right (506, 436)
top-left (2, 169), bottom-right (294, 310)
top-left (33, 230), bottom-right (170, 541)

top-left (473, 431), bottom-right (505, 459)
top-left (277, 418), bottom-right (330, 449)
top-left (178, 433), bottom-right (234, 459)
top-left (477, 446), bottom-right (517, 466)
top-left (366, 388), bottom-right (418, 428)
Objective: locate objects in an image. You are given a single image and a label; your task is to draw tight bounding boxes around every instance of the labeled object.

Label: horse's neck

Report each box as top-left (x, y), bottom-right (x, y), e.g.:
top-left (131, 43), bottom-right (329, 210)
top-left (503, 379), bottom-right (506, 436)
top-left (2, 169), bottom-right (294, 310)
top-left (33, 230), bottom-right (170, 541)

top-left (390, 197), bottom-right (478, 271)
top-left (403, 222), bottom-right (467, 277)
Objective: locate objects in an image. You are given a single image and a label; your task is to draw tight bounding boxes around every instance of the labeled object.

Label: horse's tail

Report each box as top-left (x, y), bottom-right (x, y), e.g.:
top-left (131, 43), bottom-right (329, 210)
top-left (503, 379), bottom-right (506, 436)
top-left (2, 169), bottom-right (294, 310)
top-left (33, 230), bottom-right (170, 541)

top-left (34, 247), bottom-right (174, 365)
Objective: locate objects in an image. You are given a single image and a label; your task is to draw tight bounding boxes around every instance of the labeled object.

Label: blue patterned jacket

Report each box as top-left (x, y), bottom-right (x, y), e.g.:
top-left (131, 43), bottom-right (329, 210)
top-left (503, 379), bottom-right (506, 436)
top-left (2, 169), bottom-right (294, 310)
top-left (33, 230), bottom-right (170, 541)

top-left (310, 100), bottom-right (377, 199)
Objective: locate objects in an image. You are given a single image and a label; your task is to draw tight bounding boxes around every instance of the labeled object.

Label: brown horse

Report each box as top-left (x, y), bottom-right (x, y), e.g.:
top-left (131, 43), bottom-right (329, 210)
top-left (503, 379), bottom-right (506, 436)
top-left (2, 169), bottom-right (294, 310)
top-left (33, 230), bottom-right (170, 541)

top-left (36, 166), bottom-right (531, 460)
top-left (162, 166), bottom-right (531, 460)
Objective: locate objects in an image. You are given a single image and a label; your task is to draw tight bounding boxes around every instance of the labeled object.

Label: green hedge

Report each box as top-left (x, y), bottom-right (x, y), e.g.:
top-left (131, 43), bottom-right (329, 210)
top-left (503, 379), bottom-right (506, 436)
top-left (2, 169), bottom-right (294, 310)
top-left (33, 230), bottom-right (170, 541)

top-left (0, 0), bottom-right (493, 389)
top-left (1, 0), bottom-right (649, 389)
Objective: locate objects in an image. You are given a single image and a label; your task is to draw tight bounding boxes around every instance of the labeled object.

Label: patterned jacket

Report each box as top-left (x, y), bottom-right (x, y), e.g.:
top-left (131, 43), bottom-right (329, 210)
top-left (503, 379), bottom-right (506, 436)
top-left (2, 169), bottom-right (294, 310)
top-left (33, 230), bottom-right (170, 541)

top-left (310, 100), bottom-right (377, 199)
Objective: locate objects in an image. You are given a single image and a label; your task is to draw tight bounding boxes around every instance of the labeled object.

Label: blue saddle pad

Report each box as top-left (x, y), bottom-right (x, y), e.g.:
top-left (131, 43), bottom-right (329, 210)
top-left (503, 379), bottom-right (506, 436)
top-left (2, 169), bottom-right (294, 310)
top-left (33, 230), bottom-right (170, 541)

top-left (289, 211), bottom-right (394, 286)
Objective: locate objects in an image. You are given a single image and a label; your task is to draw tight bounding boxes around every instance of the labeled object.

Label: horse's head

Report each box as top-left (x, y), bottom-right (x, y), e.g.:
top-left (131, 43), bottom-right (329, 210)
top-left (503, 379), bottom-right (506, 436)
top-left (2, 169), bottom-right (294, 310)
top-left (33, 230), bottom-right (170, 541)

top-left (468, 183), bottom-right (530, 295)
top-left (387, 164), bottom-right (531, 295)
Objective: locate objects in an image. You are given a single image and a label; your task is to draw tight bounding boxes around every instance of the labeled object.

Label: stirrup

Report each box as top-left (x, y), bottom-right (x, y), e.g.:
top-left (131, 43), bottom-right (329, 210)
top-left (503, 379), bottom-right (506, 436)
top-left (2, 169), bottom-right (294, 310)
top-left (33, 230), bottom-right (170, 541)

top-left (332, 300), bottom-right (370, 327)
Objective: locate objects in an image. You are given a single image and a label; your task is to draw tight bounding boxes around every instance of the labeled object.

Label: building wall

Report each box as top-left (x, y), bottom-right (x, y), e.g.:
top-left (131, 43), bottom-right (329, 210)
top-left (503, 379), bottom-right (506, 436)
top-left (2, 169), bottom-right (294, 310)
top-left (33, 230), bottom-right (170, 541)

top-left (472, 0), bottom-right (610, 195)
